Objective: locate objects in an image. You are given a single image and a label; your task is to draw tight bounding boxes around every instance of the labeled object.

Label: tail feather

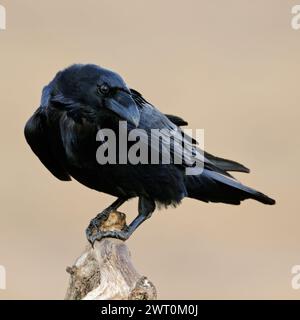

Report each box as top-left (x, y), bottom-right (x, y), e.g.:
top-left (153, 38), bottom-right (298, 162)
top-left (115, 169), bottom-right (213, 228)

top-left (187, 169), bottom-right (275, 205)
top-left (205, 170), bottom-right (275, 205)
top-left (205, 152), bottom-right (250, 173)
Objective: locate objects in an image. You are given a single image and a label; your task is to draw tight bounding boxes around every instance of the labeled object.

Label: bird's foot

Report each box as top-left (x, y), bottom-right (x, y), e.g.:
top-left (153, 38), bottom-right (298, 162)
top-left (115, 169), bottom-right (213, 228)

top-left (86, 198), bottom-right (127, 243)
top-left (85, 209), bottom-right (111, 243)
top-left (86, 209), bottom-right (129, 246)
top-left (88, 227), bottom-right (130, 246)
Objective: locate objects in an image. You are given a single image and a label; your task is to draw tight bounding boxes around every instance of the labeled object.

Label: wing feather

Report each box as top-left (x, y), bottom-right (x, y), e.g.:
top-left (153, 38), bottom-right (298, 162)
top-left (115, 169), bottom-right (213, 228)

top-left (24, 107), bottom-right (71, 181)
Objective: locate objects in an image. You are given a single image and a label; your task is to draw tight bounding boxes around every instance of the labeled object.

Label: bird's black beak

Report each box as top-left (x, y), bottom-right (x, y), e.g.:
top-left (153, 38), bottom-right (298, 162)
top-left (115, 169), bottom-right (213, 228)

top-left (106, 91), bottom-right (140, 127)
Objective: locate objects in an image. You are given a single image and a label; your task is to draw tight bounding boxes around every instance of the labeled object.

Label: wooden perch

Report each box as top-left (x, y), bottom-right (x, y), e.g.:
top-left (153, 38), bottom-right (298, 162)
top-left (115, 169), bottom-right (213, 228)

top-left (65, 211), bottom-right (157, 300)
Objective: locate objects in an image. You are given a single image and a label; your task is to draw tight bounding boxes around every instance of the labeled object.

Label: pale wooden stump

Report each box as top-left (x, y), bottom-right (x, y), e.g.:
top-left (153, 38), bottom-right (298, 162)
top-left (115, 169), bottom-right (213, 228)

top-left (65, 211), bottom-right (157, 300)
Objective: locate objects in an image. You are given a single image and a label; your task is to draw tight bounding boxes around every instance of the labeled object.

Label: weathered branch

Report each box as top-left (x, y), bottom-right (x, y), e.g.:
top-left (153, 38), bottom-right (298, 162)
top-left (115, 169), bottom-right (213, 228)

top-left (65, 211), bottom-right (157, 300)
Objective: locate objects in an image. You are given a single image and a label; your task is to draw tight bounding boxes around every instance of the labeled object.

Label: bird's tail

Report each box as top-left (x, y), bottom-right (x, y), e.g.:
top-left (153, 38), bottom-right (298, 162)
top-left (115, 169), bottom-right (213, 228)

top-left (204, 152), bottom-right (250, 173)
top-left (186, 169), bottom-right (275, 205)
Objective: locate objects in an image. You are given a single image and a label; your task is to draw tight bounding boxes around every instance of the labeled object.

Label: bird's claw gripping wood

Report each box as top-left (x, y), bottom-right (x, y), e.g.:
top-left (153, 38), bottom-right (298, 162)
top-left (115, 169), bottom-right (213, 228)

top-left (86, 209), bottom-right (111, 244)
top-left (86, 214), bottom-right (130, 245)
top-left (89, 229), bottom-right (130, 246)
top-left (86, 197), bottom-right (155, 245)
top-left (86, 198), bottom-right (127, 245)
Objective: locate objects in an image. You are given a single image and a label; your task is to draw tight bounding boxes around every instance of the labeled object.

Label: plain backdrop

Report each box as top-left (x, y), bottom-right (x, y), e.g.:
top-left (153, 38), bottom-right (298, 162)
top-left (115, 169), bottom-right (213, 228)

top-left (0, 0), bottom-right (299, 299)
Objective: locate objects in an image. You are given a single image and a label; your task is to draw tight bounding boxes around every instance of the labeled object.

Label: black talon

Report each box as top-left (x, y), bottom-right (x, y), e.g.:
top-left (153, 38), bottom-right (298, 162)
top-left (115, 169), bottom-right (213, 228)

top-left (86, 197), bottom-right (155, 244)
top-left (92, 230), bottom-right (130, 242)
top-left (85, 197), bottom-right (127, 245)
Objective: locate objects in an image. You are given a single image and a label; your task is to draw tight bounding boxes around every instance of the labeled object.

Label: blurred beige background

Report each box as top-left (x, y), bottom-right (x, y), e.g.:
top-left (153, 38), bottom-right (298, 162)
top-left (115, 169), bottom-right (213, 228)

top-left (0, 0), bottom-right (299, 299)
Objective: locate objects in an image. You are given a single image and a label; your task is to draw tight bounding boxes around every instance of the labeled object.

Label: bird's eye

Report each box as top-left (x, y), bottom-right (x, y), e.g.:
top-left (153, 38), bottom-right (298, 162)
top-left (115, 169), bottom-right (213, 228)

top-left (97, 84), bottom-right (110, 95)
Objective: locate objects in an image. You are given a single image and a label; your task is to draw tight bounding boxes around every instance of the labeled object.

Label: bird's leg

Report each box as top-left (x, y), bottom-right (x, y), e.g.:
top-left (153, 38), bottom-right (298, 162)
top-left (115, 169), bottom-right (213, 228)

top-left (86, 197), bottom-right (126, 245)
top-left (89, 197), bottom-right (156, 244)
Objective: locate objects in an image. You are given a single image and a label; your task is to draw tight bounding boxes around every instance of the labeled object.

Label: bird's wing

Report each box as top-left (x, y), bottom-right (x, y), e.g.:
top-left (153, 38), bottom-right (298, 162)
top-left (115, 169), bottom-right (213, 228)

top-left (131, 89), bottom-right (251, 176)
top-left (137, 97), bottom-right (275, 204)
top-left (58, 107), bottom-right (99, 168)
top-left (203, 152), bottom-right (250, 173)
top-left (164, 114), bottom-right (188, 127)
top-left (164, 113), bottom-right (250, 173)
top-left (131, 89), bottom-right (223, 175)
top-left (24, 107), bottom-right (71, 181)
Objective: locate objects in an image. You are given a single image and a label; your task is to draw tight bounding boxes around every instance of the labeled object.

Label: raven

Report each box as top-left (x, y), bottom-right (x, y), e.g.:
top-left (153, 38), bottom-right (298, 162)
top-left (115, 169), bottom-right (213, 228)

top-left (24, 64), bottom-right (275, 244)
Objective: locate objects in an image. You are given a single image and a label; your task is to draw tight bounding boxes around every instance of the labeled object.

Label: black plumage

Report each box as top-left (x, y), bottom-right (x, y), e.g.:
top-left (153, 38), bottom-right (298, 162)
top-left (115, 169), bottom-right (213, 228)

top-left (24, 64), bottom-right (275, 243)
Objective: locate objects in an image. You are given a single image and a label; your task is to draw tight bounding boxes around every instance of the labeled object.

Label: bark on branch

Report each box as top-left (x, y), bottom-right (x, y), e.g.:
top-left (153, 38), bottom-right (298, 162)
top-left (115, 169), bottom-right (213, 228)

top-left (65, 211), bottom-right (157, 300)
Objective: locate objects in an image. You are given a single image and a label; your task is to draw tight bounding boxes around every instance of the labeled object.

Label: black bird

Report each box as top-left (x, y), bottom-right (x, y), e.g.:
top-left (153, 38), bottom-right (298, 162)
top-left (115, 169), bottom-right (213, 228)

top-left (24, 64), bottom-right (275, 244)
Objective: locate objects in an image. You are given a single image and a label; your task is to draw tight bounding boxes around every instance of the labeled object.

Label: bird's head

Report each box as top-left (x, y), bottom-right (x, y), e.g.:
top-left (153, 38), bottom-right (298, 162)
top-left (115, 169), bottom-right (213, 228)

top-left (42, 64), bottom-right (140, 127)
